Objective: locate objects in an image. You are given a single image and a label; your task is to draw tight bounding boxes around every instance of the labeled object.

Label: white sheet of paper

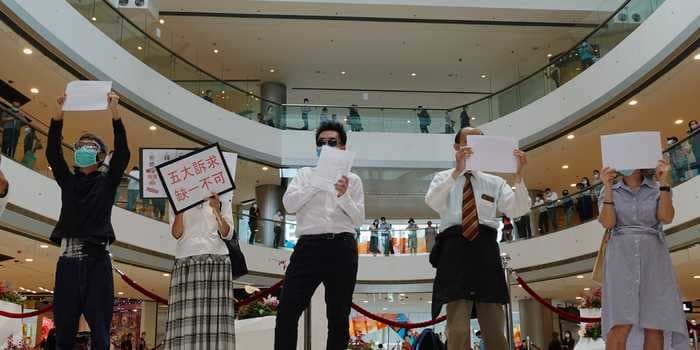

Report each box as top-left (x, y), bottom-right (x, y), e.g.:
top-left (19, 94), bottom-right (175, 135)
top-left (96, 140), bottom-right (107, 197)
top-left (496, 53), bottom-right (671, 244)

top-left (601, 132), bottom-right (662, 170)
top-left (62, 81), bottom-right (113, 111)
top-left (465, 135), bottom-right (518, 173)
top-left (312, 146), bottom-right (355, 191)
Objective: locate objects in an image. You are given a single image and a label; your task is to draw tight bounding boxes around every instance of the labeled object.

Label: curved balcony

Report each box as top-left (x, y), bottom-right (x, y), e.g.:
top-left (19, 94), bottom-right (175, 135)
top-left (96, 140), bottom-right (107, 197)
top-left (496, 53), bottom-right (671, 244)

top-left (1, 0), bottom-right (698, 167)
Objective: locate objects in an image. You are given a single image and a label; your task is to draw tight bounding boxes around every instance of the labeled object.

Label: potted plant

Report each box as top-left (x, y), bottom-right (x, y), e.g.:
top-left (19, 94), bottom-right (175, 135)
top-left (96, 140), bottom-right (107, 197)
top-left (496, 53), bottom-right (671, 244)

top-left (574, 288), bottom-right (605, 350)
top-left (237, 295), bottom-right (279, 320)
top-left (348, 336), bottom-right (374, 350)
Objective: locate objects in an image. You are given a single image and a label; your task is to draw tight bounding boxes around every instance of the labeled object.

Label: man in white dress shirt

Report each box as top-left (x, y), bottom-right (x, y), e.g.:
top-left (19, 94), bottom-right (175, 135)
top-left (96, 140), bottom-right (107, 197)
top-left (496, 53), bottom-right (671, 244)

top-left (274, 120), bottom-right (365, 350)
top-left (425, 127), bottom-right (531, 350)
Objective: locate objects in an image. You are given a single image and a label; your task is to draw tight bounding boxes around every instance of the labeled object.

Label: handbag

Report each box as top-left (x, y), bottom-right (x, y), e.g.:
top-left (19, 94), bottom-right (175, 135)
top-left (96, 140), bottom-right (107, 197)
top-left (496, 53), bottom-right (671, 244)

top-left (591, 229), bottom-right (610, 284)
top-left (221, 230), bottom-right (248, 279)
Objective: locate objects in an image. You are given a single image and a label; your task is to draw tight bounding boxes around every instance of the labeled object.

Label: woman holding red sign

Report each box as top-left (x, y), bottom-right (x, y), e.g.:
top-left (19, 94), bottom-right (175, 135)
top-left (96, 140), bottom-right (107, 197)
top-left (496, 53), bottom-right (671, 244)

top-left (164, 193), bottom-right (236, 349)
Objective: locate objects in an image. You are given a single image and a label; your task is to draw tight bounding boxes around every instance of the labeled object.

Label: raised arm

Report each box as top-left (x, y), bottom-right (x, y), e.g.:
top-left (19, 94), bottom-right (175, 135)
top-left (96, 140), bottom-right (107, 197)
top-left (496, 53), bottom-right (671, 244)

top-left (337, 175), bottom-right (365, 227)
top-left (282, 168), bottom-right (320, 214)
top-left (106, 93), bottom-right (131, 183)
top-left (46, 96), bottom-right (70, 185)
top-left (655, 160), bottom-right (674, 224)
top-left (598, 167), bottom-right (617, 229)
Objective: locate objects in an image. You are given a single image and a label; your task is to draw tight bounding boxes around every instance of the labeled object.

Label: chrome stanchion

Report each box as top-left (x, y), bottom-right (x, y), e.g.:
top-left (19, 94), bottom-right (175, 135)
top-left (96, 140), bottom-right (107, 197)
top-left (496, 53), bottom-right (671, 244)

top-left (693, 329), bottom-right (698, 350)
top-left (502, 253), bottom-right (515, 350)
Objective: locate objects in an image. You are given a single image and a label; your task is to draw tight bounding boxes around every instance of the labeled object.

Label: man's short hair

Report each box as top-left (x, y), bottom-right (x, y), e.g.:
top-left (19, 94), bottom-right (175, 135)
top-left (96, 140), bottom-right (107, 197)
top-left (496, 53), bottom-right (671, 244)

top-left (454, 128), bottom-right (484, 144)
top-left (316, 120), bottom-right (347, 146)
top-left (545, 188), bottom-right (551, 192)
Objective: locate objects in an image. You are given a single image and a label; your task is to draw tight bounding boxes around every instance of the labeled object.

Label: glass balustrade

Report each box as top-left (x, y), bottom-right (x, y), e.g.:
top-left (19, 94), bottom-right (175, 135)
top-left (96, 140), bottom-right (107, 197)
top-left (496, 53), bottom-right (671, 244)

top-left (65, 0), bottom-right (664, 133)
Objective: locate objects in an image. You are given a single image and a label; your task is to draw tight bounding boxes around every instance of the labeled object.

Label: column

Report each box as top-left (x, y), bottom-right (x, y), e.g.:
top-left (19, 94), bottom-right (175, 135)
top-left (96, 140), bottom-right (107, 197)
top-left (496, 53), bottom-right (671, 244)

top-left (261, 82), bottom-right (287, 129)
top-left (140, 301), bottom-right (158, 348)
top-left (518, 298), bottom-right (554, 349)
top-left (255, 184), bottom-right (285, 247)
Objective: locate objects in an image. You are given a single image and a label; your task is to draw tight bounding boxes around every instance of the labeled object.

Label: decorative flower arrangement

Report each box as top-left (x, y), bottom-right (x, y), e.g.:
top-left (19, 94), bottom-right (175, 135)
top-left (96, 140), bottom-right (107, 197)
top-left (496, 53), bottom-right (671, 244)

top-left (237, 295), bottom-right (279, 320)
top-left (579, 288), bottom-right (602, 309)
top-left (4, 335), bottom-right (31, 350)
top-left (0, 282), bottom-right (25, 305)
top-left (348, 336), bottom-right (374, 350)
top-left (584, 323), bottom-right (602, 340)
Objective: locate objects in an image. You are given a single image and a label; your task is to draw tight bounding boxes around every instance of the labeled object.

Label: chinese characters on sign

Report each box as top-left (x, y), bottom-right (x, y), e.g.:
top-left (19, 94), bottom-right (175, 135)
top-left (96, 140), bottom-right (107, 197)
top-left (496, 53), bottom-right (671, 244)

top-left (156, 144), bottom-right (236, 213)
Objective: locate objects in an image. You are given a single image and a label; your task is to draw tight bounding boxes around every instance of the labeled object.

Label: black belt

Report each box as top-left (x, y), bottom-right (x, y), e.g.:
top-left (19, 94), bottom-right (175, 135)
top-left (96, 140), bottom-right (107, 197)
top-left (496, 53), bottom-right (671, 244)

top-left (298, 232), bottom-right (355, 241)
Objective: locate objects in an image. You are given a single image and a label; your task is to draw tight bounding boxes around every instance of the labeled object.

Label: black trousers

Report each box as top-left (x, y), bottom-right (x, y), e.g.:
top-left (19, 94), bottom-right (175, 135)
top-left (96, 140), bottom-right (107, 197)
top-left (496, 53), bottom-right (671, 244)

top-left (274, 234), bottom-right (358, 350)
top-left (54, 253), bottom-right (113, 350)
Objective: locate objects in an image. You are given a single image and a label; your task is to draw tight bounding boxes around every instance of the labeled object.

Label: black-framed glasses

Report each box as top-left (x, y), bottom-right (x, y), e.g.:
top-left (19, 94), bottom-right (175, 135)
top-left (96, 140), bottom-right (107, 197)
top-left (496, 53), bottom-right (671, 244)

top-left (316, 138), bottom-right (338, 147)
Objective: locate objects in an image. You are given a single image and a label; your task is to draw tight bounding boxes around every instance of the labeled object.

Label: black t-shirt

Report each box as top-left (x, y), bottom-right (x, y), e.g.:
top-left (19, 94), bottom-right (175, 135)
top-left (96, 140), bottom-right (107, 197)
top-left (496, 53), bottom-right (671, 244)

top-left (46, 119), bottom-right (130, 245)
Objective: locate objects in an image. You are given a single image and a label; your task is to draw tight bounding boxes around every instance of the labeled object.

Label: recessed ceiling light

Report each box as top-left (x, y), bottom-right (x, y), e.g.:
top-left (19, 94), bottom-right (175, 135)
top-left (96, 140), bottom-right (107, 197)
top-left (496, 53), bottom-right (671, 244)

top-left (567, 134), bottom-right (575, 140)
top-left (693, 275), bottom-right (700, 279)
top-left (576, 275), bottom-right (584, 279)
top-left (584, 287), bottom-right (591, 291)
top-left (511, 186), bottom-right (516, 190)
top-left (159, 19), bottom-right (165, 24)
top-left (213, 48), bottom-right (219, 54)
top-left (562, 165), bottom-right (569, 169)
top-left (570, 183), bottom-right (577, 187)
top-left (480, 74), bottom-right (488, 79)
top-left (22, 48), bottom-right (33, 55)
top-left (137, 46), bottom-right (143, 51)
top-left (118, 291), bottom-right (124, 295)
top-left (471, 117), bottom-right (476, 120)
top-left (262, 166), bottom-right (269, 171)
top-left (362, 300), bottom-right (369, 304)
top-left (24, 258), bottom-right (34, 262)
top-left (410, 72), bottom-right (417, 77)
top-left (39, 244), bottom-right (49, 249)
top-left (427, 300), bottom-right (432, 304)
top-left (694, 53), bottom-right (700, 60)
top-left (674, 119), bottom-right (684, 125)
top-left (91, 17), bottom-right (97, 22)
top-left (382, 307), bottom-right (388, 311)
top-left (269, 68), bottom-right (276, 73)
top-left (149, 125), bottom-right (157, 131)
top-left (575, 296), bottom-right (584, 300)
top-left (547, 53), bottom-right (553, 58)
top-left (628, 100), bottom-right (638, 106)
top-left (162, 273), bottom-right (170, 277)
top-left (341, 71), bottom-right (346, 75)
top-left (407, 120), bottom-right (411, 124)
top-left (30, 88), bottom-right (39, 94)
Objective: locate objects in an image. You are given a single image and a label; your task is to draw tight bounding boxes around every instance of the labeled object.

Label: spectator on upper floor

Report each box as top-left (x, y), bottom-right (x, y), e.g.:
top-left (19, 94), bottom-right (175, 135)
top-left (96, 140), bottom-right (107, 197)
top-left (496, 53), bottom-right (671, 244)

top-left (576, 182), bottom-right (594, 222)
top-left (425, 220), bottom-right (437, 252)
top-left (417, 106), bottom-right (431, 134)
top-left (687, 120), bottom-right (700, 174)
top-left (202, 89), bottom-right (213, 102)
top-left (406, 218), bottom-right (419, 254)
top-left (301, 98), bottom-right (311, 130)
top-left (667, 136), bottom-right (690, 182)
top-left (319, 107), bottom-right (330, 124)
top-left (369, 219), bottom-right (380, 256)
top-left (561, 189), bottom-right (574, 228)
top-left (1, 101), bottom-right (30, 158)
top-left (348, 105), bottom-right (363, 132)
top-left (459, 106), bottom-right (470, 129)
top-left (379, 217), bottom-right (392, 256)
top-left (534, 194), bottom-right (546, 235)
top-left (543, 188), bottom-right (558, 233)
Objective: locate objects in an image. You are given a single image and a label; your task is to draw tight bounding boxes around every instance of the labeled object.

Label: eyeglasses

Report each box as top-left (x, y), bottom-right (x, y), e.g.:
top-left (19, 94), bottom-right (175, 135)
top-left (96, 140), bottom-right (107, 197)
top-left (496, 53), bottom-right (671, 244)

top-left (74, 139), bottom-right (102, 152)
top-left (316, 138), bottom-right (338, 147)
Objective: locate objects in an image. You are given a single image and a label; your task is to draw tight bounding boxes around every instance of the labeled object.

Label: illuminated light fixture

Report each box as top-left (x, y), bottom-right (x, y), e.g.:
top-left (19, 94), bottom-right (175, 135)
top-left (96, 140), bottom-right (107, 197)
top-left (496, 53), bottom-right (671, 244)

top-left (576, 275), bottom-right (584, 279)
top-left (30, 88), bottom-right (39, 94)
top-left (628, 100), bottom-right (638, 106)
top-left (117, 291), bottom-right (124, 296)
top-left (407, 120), bottom-right (412, 124)
top-left (562, 165), bottom-right (569, 169)
top-left (39, 244), bottom-right (49, 249)
top-left (547, 53), bottom-right (553, 58)
top-left (576, 296), bottom-right (584, 300)
top-left (269, 68), bottom-right (276, 73)
top-left (137, 46), bottom-right (143, 51)
top-left (262, 166), bottom-right (269, 171)
top-left (22, 48), bottom-right (33, 55)
top-left (674, 119), bottom-right (684, 125)
top-left (694, 53), bottom-right (700, 60)
top-left (91, 17), bottom-right (97, 22)
top-left (427, 300), bottom-right (432, 304)
top-left (567, 134), bottom-right (575, 140)
top-left (516, 285), bottom-right (522, 288)
top-left (511, 186), bottom-right (516, 190)
top-left (570, 183), bottom-right (577, 187)
top-left (410, 72), bottom-right (417, 77)
top-left (149, 125), bottom-right (157, 131)
top-left (341, 71), bottom-right (346, 75)
top-left (471, 117), bottom-right (476, 120)
top-left (221, 90), bottom-right (225, 94)
top-left (693, 275), bottom-right (700, 279)
top-left (480, 74), bottom-right (488, 79)
top-left (162, 273), bottom-right (170, 277)
top-left (362, 300), bottom-right (369, 304)
top-left (584, 287), bottom-right (591, 291)
top-left (213, 48), bottom-right (219, 54)
top-left (24, 258), bottom-right (34, 262)
top-left (159, 19), bottom-right (165, 24)
top-left (500, 252), bottom-right (507, 257)
top-left (382, 307), bottom-right (388, 311)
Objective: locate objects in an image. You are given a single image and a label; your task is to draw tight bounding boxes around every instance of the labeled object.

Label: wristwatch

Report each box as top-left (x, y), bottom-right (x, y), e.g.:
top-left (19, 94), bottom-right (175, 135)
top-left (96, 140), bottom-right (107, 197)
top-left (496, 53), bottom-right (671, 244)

top-left (659, 186), bottom-right (671, 192)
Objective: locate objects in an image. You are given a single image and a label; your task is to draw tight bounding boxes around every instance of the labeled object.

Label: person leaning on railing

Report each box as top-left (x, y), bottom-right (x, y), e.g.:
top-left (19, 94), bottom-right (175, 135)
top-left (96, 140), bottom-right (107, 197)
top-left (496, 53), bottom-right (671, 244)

top-left (597, 161), bottom-right (688, 350)
top-left (688, 120), bottom-right (700, 172)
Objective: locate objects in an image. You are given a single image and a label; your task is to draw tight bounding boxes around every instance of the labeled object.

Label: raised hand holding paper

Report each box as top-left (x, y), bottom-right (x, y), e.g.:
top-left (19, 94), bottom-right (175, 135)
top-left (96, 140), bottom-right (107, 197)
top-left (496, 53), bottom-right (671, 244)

top-left (62, 81), bottom-right (113, 111)
top-left (312, 146), bottom-right (355, 191)
top-left (601, 132), bottom-right (662, 170)
top-left (465, 135), bottom-right (518, 173)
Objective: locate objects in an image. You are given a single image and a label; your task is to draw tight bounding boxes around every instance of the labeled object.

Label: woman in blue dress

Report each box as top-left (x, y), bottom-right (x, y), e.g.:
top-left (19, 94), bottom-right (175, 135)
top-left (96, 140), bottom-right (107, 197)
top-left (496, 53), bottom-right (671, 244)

top-left (598, 160), bottom-right (688, 350)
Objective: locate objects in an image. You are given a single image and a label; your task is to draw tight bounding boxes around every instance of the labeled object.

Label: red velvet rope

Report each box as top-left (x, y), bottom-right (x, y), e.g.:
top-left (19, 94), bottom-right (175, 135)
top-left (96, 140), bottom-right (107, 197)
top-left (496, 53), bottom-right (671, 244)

top-left (515, 275), bottom-right (601, 323)
top-left (117, 272), bottom-right (169, 304)
top-left (236, 280), bottom-right (285, 308)
top-left (0, 305), bottom-right (53, 319)
top-left (351, 302), bottom-right (447, 329)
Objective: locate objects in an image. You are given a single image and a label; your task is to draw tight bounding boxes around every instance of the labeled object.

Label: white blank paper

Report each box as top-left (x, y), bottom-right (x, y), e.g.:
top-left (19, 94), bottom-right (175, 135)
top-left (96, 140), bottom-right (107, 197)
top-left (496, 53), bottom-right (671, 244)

top-left (312, 146), bottom-right (355, 191)
top-left (466, 135), bottom-right (518, 173)
top-left (62, 81), bottom-right (112, 111)
top-left (601, 132), bottom-right (662, 170)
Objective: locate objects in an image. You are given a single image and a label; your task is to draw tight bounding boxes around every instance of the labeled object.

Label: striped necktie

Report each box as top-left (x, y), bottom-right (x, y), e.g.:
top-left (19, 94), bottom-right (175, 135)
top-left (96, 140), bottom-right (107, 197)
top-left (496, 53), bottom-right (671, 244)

top-left (462, 173), bottom-right (480, 241)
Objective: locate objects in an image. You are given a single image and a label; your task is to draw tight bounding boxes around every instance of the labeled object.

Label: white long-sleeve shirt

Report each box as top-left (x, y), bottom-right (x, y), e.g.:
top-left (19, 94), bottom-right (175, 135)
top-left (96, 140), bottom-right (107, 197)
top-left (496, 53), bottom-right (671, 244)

top-left (283, 167), bottom-right (365, 236)
top-left (425, 169), bottom-right (531, 231)
top-left (169, 198), bottom-right (235, 259)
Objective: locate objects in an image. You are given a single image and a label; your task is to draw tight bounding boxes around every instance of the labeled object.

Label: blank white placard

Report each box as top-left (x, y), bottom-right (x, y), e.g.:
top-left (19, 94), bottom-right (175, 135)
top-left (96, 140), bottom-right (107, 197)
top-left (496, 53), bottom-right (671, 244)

top-left (62, 80), bottom-right (112, 111)
top-left (311, 146), bottom-right (355, 191)
top-left (601, 132), bottom-right (662, 170)
top-left (466, 135), bottom-right (518, 173)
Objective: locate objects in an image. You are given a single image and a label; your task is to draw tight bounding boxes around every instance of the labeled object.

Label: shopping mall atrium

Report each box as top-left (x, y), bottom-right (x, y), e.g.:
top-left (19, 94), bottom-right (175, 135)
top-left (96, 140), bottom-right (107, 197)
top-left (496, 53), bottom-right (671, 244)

top-left (0, 0), bottom-right (699, 349)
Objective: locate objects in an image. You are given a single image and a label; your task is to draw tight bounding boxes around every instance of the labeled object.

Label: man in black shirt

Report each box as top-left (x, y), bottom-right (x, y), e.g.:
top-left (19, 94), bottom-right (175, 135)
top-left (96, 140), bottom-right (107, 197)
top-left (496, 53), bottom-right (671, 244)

top-left (459, 106), bottom-right (471, 129)
top-left (47, 91), bottom-right (130, 350)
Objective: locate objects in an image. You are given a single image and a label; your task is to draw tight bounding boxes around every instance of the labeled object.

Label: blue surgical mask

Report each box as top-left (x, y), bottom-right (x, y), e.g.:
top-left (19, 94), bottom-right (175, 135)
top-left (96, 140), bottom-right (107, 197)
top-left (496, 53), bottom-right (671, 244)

top-left (618, 169), bottom-right (635, 177)
top-left (316, 147), bottom-right (322, 157)
top-left (74, 146), bottom-right (98, 168)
